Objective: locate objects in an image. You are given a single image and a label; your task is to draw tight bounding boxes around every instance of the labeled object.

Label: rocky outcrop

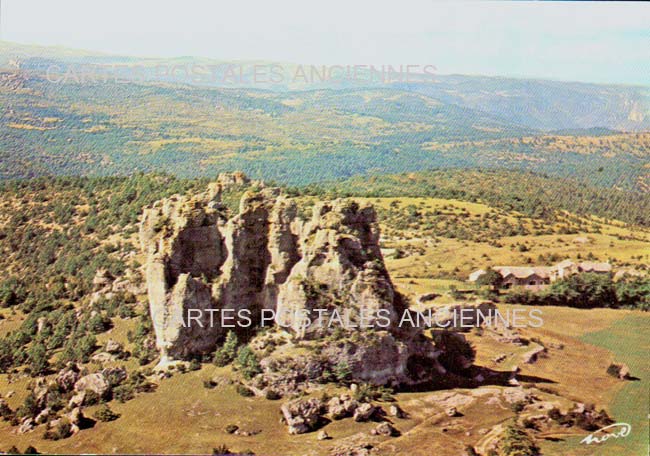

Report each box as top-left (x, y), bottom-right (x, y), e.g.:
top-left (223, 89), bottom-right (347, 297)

top-left (90, 267), bottom-right (145, 305)
top-left (328, 395), bottom-right (359, 420)
top-left (280, 398), bottom-right (325, 434)
top-left (140, 175), bottom-right (395, 352)
top-left (56, 364), bottom-right (81, 393)
top-left (0, 69), bottom-right (28, 91)
top-left (140, 173), bottom-right (469, 386)
top-left (274, 200), bottom-right (398, 337)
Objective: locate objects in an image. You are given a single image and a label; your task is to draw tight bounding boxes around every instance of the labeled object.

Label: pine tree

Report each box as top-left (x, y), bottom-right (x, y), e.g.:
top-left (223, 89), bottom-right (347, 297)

top-left (27, 342), bottom-right (48, 377)
top-left (235, 345), bottom-right (261, 380)
top-left (213, 331), bottom-right (238, 367)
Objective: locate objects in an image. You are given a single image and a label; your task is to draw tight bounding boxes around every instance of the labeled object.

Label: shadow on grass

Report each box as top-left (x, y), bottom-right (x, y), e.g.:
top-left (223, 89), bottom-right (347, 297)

top-left (397, 365), bottom-right (556, 393)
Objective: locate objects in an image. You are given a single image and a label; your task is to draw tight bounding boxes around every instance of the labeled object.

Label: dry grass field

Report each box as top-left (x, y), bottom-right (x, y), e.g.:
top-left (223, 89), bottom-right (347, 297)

top-left (2, 306), bottom-right (644, 455)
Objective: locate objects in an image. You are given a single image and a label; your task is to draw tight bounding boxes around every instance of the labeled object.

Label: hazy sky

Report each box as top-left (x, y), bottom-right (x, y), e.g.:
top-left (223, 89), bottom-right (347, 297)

top-left (2, 0), bottom-right (649, 85)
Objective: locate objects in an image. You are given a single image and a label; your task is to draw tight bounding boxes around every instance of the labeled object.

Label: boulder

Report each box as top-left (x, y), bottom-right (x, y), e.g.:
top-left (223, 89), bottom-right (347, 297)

top-left (502, 387), bottom-right (531, 405)
top-left (417, 292), bottom-right (439, 304)
top-left (523, 345), bottom-right (546, 364)
top-left (388, 405), bottom-right (403, 418)
top-left (328, 397), bottom-right (348, 420)
top-left (65, 407), bottom-right (85, 427)
top-left (140, 183), bottom-right (396, 355)
top-left (280, 398), bottom-right (324, 434)
top-left (317, 430), bottom-right (330, 440)
top-left (105, 339), bottom-right (123, 354)
top-left (344, 398), bottom-right (360, 415)
top-left (375, 422), bottom-right (399, 437)
top-left (101, 367), bottom-right (128, 386)
top-left (74, 372), bottom-right (110, 398)
top-left (68, 391), bottom-right (86, 408)
top-left (33, 384), bottom-right (49, 410)
top-left (327, 395), bottom-right (361, 421)
top-left (331, 442), bottom-right (374, 456)
top-left (508, 366), bottom-right (521, 386)
top-left (18, 417), bottom-right (34, 434)
top-left (93, 269), bottom-right (114, 290)
top-left (618, 364), bottom-right (631, 380)
top-left (445, 406), bottom-right (459, 417)
top-left (34, 407), bottom-right (51, 424)
top-left (91, 352), bottom-right (116, 363)
top-left (492, 354), bottom-right (507, 363)
top-left (320, 331), bottom-right (438, 386)
top-left (353, 403), bottom-right (376, 422)
top-left (56, 365), bottom-right (81, 392)
top-left (46, 417), bottom-right (78, 437)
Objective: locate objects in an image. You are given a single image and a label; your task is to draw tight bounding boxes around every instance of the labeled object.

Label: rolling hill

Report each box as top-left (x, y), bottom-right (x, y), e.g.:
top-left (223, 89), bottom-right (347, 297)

top-left (0, 69), bottom-right (648, 191)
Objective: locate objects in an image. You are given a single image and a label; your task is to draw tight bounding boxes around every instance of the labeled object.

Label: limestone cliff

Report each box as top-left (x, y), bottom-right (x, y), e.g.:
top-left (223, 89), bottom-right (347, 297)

top-left (140, 174), bottom-right (453, 385)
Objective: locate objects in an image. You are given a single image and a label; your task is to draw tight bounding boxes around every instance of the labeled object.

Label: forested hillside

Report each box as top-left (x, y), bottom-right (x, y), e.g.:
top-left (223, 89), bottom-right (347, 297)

top-left (298, 169), bottom-right (650, 227)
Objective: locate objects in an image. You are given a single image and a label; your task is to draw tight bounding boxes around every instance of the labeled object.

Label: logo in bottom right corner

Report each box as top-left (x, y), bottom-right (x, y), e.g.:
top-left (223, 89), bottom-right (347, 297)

top-left (580, 422), bottom-right (632, 445)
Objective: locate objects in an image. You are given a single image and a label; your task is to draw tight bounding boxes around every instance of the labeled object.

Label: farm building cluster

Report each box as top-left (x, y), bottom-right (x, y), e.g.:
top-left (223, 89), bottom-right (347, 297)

top-left (469, 259), bottom-right (612, 291)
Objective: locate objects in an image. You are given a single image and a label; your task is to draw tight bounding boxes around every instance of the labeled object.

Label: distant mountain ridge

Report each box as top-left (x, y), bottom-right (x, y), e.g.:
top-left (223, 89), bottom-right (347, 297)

top-left (1, 41), bottom-right (649, 191)
top-left (393, 76), bottom-right (650, 132)
top-left (2, 41), bottom-right (649, 132)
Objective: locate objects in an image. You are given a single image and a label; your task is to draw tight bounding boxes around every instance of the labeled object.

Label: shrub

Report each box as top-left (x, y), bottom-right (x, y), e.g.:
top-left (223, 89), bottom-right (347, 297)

top-left (118, 304), bottom-right (136, 319)
top-left (510, 400), bottom-right (527, 413)
top-left (16, 393), bottom-right (39, 420)
top-left (500, 424), bottom-right (540, 456)
top-left (547, 407), bottom-right (562, 421)
top-left (522, 418), bottom-right (538, 430)
top-left (104, 369), bottom-right (127, 388)
top-left (87, 313), bottom-right (112, 334)
top-left (212, 445), bottom-right (231, 455)
top-left (543, 273), bottom-right (616, 309)
top-left (83, 390), bottom-right (102, 406)
top-left (333, 360), bottom-right (352, 384)
top-left (606, 363), bottom-right (621, 377)
top-left (43, 418), bottom-right (72, 440)
top-left (0, 278), bottom-right (22, 308)
top-left (93, 404), bottom-right (120, 422)
top-left (476, 268), bottom-right (503, 290)
top-left (0, 398), bottom-right (14, 420)
top-left (353, 384), bottom-right (394, 403)
top-left (203, 380), bottom-right (217, 389)
top-left (236, 384), bottom-right (254, 397)
top-left (225, 424), bottom-right (239, 434)
top-left (264, 389), bottom-right (281, 400)
top-left (75, 334), bottom-right (98, 363)
top-left (113, 384), bottom-right (135, 403)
